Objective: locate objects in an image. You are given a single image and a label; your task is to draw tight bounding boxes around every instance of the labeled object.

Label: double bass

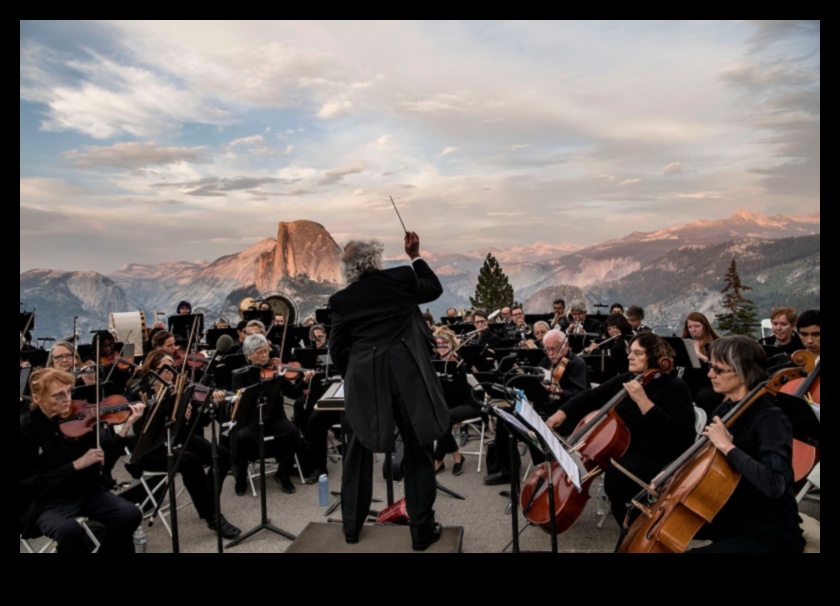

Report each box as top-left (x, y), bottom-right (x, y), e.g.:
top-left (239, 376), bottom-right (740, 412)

top-left (617, 365), bottom-right (802, 553)
top-left (520, 367), bottom-right (668, 534)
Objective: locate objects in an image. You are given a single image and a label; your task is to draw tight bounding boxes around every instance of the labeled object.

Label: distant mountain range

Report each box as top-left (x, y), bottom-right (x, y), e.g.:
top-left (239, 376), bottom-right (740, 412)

top-left (20, 210), bottom-right (820, 342)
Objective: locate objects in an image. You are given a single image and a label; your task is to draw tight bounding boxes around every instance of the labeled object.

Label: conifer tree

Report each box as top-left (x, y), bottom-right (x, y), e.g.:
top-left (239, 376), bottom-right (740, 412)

top-left (716, 258), bottom-right (758, 336)
top-left (470, 253), bottom-right (516, 312)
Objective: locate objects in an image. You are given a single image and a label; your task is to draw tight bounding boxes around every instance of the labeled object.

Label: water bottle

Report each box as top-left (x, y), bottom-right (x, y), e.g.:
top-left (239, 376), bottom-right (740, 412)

top-left (318, 474), bottom-right (329, 506)
top-left (133, 525), bottom-right (148, 553)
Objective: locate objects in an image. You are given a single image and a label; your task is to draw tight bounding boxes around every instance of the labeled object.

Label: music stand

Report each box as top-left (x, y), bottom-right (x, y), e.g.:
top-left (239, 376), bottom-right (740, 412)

top-left (242, 308), bottom-right (273, 327)
top-left (169, 314), bottom-right (204, 342)
top-left (226, 376), bottom-right (297, 548)
top-left (20, 312), bottom-right (35, 332)
top-left (213, 353), bottom-right (248, 392)
top-left (20, 349), bottom-right (48, 369)
top-left (206, 328), bottom-right (239, 349)
top-left (459, 345), bottom-right (496, 373)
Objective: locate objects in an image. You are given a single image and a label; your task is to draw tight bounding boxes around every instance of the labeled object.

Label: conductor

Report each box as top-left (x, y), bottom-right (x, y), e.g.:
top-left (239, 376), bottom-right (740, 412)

top-left (329, 232), bottom-right (449, 550)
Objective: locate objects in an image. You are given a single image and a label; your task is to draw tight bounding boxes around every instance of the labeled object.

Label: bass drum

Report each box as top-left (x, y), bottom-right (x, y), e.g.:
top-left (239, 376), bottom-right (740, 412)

top-left (109, 311), bottom-right (148, 356)
top-left (258, 291), bottom-right (300, 326)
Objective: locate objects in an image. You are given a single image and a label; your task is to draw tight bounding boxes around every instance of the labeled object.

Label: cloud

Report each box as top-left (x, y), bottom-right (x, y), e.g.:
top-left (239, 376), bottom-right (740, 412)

top-left (673, 191), bottom-right (723, 199)
top-left (61, 141), bottom-right (209, 168)
top-left (620, 178), bottom-right (641, 186)
top-left (663, 162), bottom-right (683, 175)
top-left (282, 144), bottom-right (296, 155)
top-left (155, 176), bottom-right (283, 196)
top-left (227, 134), bottom-right (276, 156)
top-left (510, 144), bottom-right (530, 151)
top-left (317, 96), bottom-right (353, 119)
top-left (440, 146), bottom-right (459, 156)
top-left (319, 165), bottom-right (365, 186)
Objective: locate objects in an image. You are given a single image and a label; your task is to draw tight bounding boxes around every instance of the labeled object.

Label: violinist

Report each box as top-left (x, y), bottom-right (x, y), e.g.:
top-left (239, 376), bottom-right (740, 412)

top-left (47, 341), bottom-right (91, 386)
top-left (245, 319), bottom-right (280, 357)
top-left (796, 309), bottom-right (820, 358)
top-left (547, 332), bottom-right (695, 524)
top-left (230, 334), bottom-right (302, 496)
top-left (484, 330), bottom-right (588, 486)
top-left (432, 329), bottom-right (471, 476)
top-left (214, 317), bottom-right (231, 330)
top-left (125, 350), bottom-right (242, 539)
top-left (20, 368), bottom-right (144, 553)
top-left (151, 330), bottom-right (177, 356)
top-left (91, 330), bottom-right (133, 393)
top-left (308, 324), bottom-right (328, 349)
top-left (692, 336), bottom-right (805, 553)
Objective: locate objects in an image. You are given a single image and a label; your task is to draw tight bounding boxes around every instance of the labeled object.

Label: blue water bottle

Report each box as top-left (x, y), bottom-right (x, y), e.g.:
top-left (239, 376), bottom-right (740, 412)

top-left (318, 474), bottom-right (329, 506)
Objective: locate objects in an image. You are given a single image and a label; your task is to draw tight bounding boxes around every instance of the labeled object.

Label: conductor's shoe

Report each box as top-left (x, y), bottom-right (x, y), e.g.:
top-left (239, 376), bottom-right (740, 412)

top-left (412, 523), bottom-right (443, 551)
top-left (207, 515), bottom-right (241, 540)
top-left (274, 473), bottom-right (296, 494)
top-left (483, 471), bottom-right (510, 486)
top-left (234, 476), bottom-right (247, 496)
top-left (345, 534), bottom-right (359, 545)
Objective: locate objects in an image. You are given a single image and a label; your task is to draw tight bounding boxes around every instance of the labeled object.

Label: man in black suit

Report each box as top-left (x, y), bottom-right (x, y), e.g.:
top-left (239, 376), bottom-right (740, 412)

top-left (329, 232), bottom-right (449, 550)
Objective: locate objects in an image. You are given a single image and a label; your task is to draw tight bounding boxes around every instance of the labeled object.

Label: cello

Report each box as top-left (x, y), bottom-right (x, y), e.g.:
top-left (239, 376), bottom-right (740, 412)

top-left (785, 351), bottom-right (820, 482)
top-left (520, 366), bottom-right (668, 534)
top-left (617, 365), bottom-right (802, 553)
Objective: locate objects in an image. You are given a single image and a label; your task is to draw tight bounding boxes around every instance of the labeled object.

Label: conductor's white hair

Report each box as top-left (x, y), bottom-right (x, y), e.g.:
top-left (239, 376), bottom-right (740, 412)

top-left (342, 239), bottom-right (384, 284)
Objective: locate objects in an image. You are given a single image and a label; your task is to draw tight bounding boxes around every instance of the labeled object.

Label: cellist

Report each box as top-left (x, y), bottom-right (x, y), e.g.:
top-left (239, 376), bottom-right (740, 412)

top-left (692, 336), bottom-right (805, 553)
top-left (546, 332), bottom-right (695, 524)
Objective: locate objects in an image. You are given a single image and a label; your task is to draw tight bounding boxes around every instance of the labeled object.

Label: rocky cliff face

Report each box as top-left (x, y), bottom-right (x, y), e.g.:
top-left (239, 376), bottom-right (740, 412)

top-left (265, 221), bottom-right (343, 290)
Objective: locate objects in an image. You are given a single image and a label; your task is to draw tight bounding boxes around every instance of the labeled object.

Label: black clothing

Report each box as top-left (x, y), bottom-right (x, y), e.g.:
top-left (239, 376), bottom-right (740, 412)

top-left (20, 408), bottom-right (140, 553)
top-left (560, 372), bottom-right (696, 523)
top-left (329, 257), bottom-right (448, 544)
top-left (691, 395), bottom-right (805, 553)
top-left (230, 367), bottom-right (300, 484)
top-left (487, 353), bottom-right (589, 474)
top-left (760, 333), bottom-right (805, 356)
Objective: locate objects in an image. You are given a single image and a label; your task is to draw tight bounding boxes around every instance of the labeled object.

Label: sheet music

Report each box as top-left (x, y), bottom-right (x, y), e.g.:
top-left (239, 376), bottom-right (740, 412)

top-left (513, 390), bottom-right (582, 490)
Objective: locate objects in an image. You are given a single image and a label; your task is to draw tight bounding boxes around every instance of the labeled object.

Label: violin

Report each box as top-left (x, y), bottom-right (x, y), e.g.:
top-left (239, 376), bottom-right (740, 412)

top-left (173, 346), bottom-right (209, 370)
top-left (520, 368), bottom-right (666, 535)
top-left (58, 395), bottom-right (139, 439)
top-left (260, 359), bottom-right (312, 381)
top-left (617, 366), bottom-right (802, 553)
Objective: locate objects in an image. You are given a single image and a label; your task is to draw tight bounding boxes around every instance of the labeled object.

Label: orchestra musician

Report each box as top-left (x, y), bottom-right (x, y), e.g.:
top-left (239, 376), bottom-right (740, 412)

top-left (177, 301), bottom-right (193, 315)
top-left (795, 309), bottom-right (820, 358)
top-left (759, 306), bottom-right (804, 355)
top-left (547, 332), bottom-right (695, 524)
top-left (522, 321), bottom-right (550, 350)
top-left (566, 301), bottom-right (602, 336)
top-left (308, 324), bottom-right (328, 349)
top-left (230, 334), bottom-right (302, 496)
top-left (584, 313), bottom-right (633, 376)
top-left (550, 299), bottom-right (568, 330)
top-left (213, 317), bottom-right (231, 330)
top-left (471, 309), bottom-right (499, 349)
top-left (681, 311), bottom-right (723, 415)
top-left (691, 335), bottom-right (805, 553)
top-left (46, 340), bottom-right (91, 386)
top-left (329, 232), bottom-right (449, 550)
top-left (507, 306), bottom-right (531, 341)
top-left (625, 305), bottom-right (652, 334)
top-left (484, 329), bottom-right (588, 486)
top-left (432, 328), bottom-right (471, 476)
top-left (151, 330), bottom-right (177, 356)
top-left (91, 330), bottom-right (134, 393)
top-left (21, 368), bottom-right (144, 553)
top-left (610, 302), bottom-right (624, 315)
top-left (125, 350), bottom-right (241, 539)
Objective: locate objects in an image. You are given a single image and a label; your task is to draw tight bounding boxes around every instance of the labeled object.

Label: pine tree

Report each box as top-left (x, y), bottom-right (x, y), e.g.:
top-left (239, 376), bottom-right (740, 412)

top-left (470, 253), bottom-right (516, 312)
top-left (716, 258), bottom-right (758, 336)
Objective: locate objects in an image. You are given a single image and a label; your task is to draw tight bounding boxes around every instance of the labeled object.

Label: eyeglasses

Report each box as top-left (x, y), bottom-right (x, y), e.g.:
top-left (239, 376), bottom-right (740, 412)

top-left (708, 363), bottom-right (737, 375)
top-left (512, 311), bottom-right (524, 317)
top-left (626, 349), bottom-right (647, 357)
top-left (52, 354), bottom-right (74, 361)
top-left (545, 345), bottom-right (564, 353)
top-left (473, 319), bottom-right (488, 325)
top-left (50, 390), bottom-right (73, 402)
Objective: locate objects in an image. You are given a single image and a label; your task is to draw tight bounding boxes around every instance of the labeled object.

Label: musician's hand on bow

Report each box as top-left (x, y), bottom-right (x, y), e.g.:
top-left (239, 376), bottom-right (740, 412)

top-left (74, 448), bottom-right (105, 470)
top-left (624, 380), bottom-right (654, 414)
top-left (212, 390), bottom-right (226, 403)
top-left (546, 410), bottom-right (567, 430)
top-left (703, 416), bottom-right (735, 455)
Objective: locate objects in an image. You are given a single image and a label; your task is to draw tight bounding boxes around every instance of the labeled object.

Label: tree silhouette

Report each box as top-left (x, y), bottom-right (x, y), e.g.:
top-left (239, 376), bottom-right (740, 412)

top-left (716, 258), bottom-right (758, 336)
top-left (470, 253), bottom-right (516, 312)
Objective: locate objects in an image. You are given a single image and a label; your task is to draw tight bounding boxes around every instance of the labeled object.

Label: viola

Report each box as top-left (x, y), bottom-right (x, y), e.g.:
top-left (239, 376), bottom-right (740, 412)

top-left (520, 368), bottom-right (666, 534)
top-left (617, 366), bottom-right (802, 553)
top-left (58, 395), bottom-right (139, 439)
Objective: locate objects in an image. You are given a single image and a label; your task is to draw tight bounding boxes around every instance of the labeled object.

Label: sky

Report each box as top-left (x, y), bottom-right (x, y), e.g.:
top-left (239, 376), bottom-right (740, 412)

top-left (20, 20), bottom-right (820, 274)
